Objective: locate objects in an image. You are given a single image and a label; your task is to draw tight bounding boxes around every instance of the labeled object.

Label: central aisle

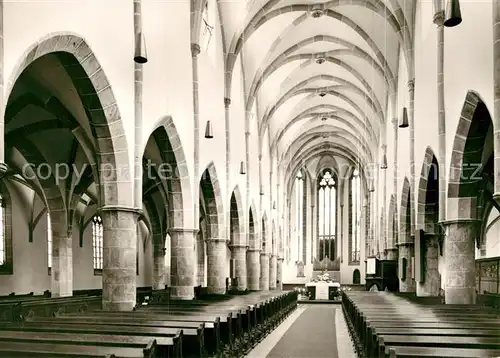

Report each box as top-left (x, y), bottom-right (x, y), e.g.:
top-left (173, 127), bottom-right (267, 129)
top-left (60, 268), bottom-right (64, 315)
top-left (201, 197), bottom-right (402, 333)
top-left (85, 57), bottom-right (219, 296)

top-left (266, 305), bottom-right (339, 358)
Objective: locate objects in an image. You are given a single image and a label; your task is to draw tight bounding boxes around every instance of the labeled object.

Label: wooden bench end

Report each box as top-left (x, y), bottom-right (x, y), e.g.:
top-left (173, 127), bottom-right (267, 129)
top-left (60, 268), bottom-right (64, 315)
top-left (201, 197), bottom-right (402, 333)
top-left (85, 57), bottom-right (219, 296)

top-left (143, 338), bottom-right (157, 358)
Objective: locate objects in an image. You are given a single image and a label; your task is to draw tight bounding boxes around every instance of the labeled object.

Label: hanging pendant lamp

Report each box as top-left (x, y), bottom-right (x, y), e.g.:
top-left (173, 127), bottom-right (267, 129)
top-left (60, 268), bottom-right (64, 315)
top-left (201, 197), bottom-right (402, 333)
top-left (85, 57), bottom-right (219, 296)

top-left (273, 201), bottom-right (276, 210)
top-left (259, 184), bottom-right (264, 195)
top-left (239, 161), bottom-right (246, 175)
top-left (381, 153), bottom-right (388, 169)
top-left (444, 0), bottom-right (462, 27)
top-left (134, 32), bottom-right (148, 64)
top-left (399, 107), bottom-right (409, 128)
top-left (204, 120), bottom-right (213, 139)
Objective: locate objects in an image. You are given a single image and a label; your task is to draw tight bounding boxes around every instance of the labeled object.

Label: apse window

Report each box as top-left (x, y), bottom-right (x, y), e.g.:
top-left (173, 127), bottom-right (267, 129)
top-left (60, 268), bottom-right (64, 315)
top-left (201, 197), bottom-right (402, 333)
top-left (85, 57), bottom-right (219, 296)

top-left (92, 215), bottom-right (103, 273)
top-left (295, 170), bottom-right (305, 262)
top-left (0, 194), bottom-right (4, 265)
top-left (318, 170), bottom-right (336, 261)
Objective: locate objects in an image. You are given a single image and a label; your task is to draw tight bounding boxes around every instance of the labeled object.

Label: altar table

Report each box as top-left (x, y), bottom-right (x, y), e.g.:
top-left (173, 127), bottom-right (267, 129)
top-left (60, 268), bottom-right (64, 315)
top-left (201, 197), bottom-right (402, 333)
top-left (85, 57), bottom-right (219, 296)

top-left (305, 281), bottom-right (341, 300)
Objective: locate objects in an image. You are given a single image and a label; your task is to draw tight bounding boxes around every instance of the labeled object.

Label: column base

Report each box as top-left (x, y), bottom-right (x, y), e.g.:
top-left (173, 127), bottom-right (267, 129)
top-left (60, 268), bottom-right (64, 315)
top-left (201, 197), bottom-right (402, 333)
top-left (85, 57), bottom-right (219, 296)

top-left (397, 242), bottom-right (416, 293)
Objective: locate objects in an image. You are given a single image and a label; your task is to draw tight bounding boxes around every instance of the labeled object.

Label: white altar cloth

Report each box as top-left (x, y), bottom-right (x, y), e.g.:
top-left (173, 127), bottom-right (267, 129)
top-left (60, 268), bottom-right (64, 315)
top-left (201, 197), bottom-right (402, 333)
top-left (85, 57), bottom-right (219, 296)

top-left (305, 281), bottom-right (341, 300)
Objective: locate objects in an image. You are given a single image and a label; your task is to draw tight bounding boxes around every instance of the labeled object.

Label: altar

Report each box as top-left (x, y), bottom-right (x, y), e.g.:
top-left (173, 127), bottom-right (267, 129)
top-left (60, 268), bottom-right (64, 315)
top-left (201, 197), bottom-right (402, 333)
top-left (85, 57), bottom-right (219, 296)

top-left (305, 281), bottom-right (341, 300)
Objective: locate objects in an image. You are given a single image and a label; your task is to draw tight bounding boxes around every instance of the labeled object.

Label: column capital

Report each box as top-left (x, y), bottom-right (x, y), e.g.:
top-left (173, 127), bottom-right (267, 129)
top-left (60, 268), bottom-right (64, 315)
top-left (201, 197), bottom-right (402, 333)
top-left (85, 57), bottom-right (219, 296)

top-left (439, 219), bottom-right (482, 232)
top-left (381, 143), bottom-right (387, 150)
top-left (245, 131), bottom-right (251, 137)
top-left (100, 205), bottom-right (142, 216)
top-left (247, 248), bottom-right (261, 253)
top-left (229, 244), bottom-right (248, 249)
top-left (392, 117), bottom-right (399, 127)
top-left (433, 10), bottom-right (444, 26)
top-left (205, 237), bottom-right (228, 243)
top-left (168, 227), bottom-right (199, 235)
top-left (408, 79), bottom-right (415, 92)
top-left (260, 252), bottom-right (270, 257)
top-left (224, 97), bottom-right (231, 108)
top-left (191, 43), bottom-right (201, 56)
top-left (277, 257), bottom-right (284, 262)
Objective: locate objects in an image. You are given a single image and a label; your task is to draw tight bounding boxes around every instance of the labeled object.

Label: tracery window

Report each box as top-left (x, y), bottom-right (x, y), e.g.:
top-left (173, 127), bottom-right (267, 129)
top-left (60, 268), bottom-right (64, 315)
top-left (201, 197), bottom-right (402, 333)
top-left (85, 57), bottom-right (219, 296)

top-left (295, 170), bottom-right (306, 262)
top-left (318, 170), bottom-right (336, 260)
top-left (92, 215), bottom-right (103, 270)
top-left (349, 169), bottom-right (361, 263)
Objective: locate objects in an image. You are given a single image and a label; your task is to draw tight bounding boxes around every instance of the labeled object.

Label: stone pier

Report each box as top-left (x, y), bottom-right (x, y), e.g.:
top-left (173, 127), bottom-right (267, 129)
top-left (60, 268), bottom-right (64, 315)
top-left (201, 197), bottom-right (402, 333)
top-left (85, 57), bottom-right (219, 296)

top-left (231, 244), bottom-right (247, 290)
top-left (277, 257), bottom-right (284, 290)
top-left (443, 220), bottom-right (478, 304)
top-left (398, 242), bottom-right (416, 293)
top-left (206, 238), bottom-right (228, 294)
top-left (416, 235), bottom-right (440, 297)
top-left (260, 253), bottom-right (270, 290)
top-left (152, 244), bottom-right (166, 290)
top-left (169, 228), bottom-right (197, 300)
top-left (101, 206), bottom-right (140, 311)
top-left (269, 254), bottom-right (277, 289)
top-left (247, 249), bottom-right (260, 290)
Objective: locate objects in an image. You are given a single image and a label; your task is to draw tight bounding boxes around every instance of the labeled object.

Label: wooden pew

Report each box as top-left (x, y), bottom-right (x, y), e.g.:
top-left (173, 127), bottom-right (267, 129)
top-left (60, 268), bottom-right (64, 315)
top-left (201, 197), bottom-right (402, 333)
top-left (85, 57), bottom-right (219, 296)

top-left (0, 321), bottom-right (195, 357)
top-left (0, 331), bottom-right (178, 357)
top-left (387, 346), bottom-right (500, 358)
top-left (342, 291), bottom-right (500, 358)
top-left (0, 339), bottom-right (158, 357)
top-left (27, 313), bottom-right (221, 357)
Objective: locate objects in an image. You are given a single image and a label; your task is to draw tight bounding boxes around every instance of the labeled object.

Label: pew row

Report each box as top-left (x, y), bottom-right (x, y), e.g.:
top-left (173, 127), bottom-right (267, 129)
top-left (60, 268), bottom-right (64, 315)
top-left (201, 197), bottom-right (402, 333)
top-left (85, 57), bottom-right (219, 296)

top-left (342, 291), bottom-right (500, 358)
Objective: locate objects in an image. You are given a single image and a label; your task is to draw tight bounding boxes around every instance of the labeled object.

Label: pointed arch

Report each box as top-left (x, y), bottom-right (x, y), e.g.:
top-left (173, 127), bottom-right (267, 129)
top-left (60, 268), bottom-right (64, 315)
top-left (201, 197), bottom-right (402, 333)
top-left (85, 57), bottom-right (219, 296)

top-left (261, 211), bottom-right (268, 253)
top-left (448, 91), bottom-right (493, 221)
top-left (248, 201), bottom-right (258, 250)
top-left (388, 194), bottom-right (397, 248)
top-left (230, 185), bottom-right (246, 246)
top-left (200, 162), bottom-right (224, 238)
top-left (400, 177), bottom-right (411, 243)
top-left (149, 116), bottom-right (193, 228)
top-left (417, 147), bottom-right (439, 233)
top-left (6, 32), bottom-right (131, 207)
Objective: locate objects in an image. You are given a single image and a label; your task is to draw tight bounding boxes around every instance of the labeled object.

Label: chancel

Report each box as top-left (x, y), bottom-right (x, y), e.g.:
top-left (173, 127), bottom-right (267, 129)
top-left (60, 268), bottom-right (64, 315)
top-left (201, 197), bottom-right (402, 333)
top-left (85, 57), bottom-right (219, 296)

top-left (0, 0), bottom-right (499, 357)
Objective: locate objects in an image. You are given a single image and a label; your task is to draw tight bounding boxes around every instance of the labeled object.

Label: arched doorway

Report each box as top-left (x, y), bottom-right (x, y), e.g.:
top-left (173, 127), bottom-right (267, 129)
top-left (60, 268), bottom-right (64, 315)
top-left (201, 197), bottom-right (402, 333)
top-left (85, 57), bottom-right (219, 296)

top-left (352, 269), bottom-right (361, 284)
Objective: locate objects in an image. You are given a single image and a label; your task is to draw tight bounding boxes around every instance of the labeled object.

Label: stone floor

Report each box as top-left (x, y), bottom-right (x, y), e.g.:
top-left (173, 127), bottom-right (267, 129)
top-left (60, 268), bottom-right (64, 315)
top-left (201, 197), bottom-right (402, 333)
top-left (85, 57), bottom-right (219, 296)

top-left (245, 304), bottom-right (356, 358)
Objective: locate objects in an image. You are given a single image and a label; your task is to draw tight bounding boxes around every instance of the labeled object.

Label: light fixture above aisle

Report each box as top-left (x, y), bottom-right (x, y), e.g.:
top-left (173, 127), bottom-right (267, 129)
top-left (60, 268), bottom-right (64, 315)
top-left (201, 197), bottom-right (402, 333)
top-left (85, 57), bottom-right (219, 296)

top-left (399, 107), bottom-right (409, 128)
top-left (134, 32), bottom-right (148, 63)
top-left (444, 0), bottom-right (462, 27)
top-left (204, 121), bottom-right (213, 138)
top-left (239, 161), bottom-right (246, 175)
top-left (273, 201), bottom-right (276, 209)
top-left (381, 154), bottom-right (388, 169)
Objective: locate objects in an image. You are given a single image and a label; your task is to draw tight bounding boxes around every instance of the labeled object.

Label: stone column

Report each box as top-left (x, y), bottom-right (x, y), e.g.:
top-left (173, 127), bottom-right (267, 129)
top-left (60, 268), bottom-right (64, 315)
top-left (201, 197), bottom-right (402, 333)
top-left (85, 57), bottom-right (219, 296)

top-left (493, 2), bottom-right (500, 204)
top-left (196, 234), bottom-right (205, 286)
top-left (231, 244), bottom-right (247, 290)
top-left (443, 220), bottom-right (478, 304)
top-left (49, 204), bottom-right (73, 298)
top-left (169, 228), bottom-right (197, 300)
top-left (206, 238), bottom-right (228, 294)
top-left (247, 249), bottom-right (261, 290)
top-left (408, 80), bottom-right (416, 235)
top-left (152, 244), bottom-right (166, 290)
top-left (259, 253), bottom-right (270, 290)
top-left (101, 206), bottom-right (140, 311)
top-left (391, 117), bottom-right (399, 251)
top-left (276, 257), bottom-right (284, 290)
top-left (398, 242), bottom-right (416, 293)
top-left (269, 254), bottom-right (277, 289)
top-left (191, 43), bottom-right (201, 252)
top-left (417, 235), bottom-right (440, 297)
top-left (434, 9), bottom-right (447, 221)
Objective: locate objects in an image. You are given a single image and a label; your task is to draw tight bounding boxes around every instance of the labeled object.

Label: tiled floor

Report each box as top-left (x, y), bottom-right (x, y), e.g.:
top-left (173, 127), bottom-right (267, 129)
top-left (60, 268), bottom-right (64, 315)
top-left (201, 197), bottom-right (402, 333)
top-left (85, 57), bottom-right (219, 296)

top-left (245, 304), bottom-right (356, 358)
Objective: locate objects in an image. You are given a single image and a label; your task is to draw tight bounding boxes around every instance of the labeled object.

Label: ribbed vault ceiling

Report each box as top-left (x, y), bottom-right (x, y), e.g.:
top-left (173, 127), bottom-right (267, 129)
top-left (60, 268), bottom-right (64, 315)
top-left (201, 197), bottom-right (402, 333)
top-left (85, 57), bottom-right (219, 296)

top-left (219, 0), bottom-right (416, 177)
